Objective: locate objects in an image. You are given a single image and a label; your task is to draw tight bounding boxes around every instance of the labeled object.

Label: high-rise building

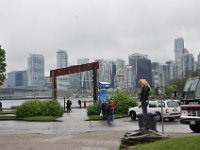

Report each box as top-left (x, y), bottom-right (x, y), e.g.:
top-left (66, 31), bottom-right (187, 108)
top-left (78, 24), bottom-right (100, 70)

top-left (56, 50), bottom-right (69, 91)
top-left (57, 50), bottom-right (68, 68)
top-left (196, 52), bottom-right (200, 70)
top-left (77, 58), bottom-right (92, 92)
top-left (129, 53), bottom-right (152, 88)
top-left (126, 65), bottom-right (134, 89)
top-left (97, 59), bottom-right (113, 85)
top-left (183, 52), bottom-right (194, 74)
top-left (27, 54), bottom-right (44, 86)
top-left (115, 59), bottom-right (126, 89)
top-left (151, 62), bottom-right (160, 88)
top-left (159, 64), bottom-right (170, 86)
top-left (174, 38), bottom-right (184, 78)
top-left (166, 60), bottom-right (176, 81)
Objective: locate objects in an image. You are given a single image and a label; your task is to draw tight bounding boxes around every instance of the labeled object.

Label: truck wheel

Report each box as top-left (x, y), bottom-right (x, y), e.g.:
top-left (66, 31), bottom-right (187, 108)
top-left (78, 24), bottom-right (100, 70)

top-left (130, 111), bottom-right (136, 120)
top-left (190, 124), bottom-right (200, 133)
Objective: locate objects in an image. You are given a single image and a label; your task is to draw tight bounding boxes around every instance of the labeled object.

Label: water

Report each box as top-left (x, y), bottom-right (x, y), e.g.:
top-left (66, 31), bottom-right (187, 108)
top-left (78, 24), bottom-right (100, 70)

top-left (0, 97), bottom-right (93, 109)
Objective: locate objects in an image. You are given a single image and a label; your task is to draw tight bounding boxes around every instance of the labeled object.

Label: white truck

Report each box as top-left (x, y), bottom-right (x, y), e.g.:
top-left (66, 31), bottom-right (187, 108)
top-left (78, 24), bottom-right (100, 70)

top-left (180, 77), bottom-right (200, 133)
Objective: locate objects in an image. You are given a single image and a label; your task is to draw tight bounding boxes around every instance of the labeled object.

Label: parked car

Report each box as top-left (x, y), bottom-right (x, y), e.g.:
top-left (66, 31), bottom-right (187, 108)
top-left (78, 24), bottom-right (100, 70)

top-left (128, 100), bottom-right (181, 121)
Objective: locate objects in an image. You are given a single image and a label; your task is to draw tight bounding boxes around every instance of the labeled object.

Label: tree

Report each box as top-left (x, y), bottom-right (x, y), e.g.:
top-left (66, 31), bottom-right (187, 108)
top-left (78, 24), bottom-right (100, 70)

top-left (149, 87), bottom-right (159, 97)
top-left (165, 85), bottom-right (174, 98)
top-left (0, 46), bottom-right (6, 86)
top-left (169, 77), bottom-right (188, 97)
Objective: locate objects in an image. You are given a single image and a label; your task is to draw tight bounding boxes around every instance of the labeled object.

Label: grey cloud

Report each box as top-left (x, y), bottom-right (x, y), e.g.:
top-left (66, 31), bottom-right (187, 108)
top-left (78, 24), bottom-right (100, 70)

top-left (1, 0), bottom-right (200, 75)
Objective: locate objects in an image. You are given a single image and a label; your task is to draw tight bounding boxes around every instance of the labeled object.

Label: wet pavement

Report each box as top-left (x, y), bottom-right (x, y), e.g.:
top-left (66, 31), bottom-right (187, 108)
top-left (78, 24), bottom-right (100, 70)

top-left (0, 108), bottom-right (197, 150)
top-left (0, 107), bottom-right (193, 135)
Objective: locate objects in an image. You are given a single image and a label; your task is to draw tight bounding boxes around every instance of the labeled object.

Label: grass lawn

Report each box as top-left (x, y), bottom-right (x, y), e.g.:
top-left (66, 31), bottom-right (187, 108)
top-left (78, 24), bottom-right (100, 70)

top-left (0, 116), bottom-right (17, 120)
top-left (88, 113), bottom-right (128, 120)
top-left (131, 135), bottom-right (200, 150)
top-left (0, 110), bottom-right (16, 114)
top-left (22, 116), bottom-right (60, 121)
top-left (0, 115), bottom-right (60, 121)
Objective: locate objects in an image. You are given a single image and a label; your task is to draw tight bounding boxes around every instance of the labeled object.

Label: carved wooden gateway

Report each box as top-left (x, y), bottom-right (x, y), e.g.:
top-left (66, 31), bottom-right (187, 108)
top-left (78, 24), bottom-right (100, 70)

top-left (50, 61), bottom-right (99, 101)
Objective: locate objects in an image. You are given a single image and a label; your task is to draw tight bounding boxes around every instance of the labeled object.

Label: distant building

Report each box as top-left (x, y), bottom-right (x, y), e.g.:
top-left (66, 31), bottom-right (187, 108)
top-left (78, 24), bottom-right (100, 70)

top-left (97, 59), bottom-right (114, 86)
top-left (152, 61), bottom-right (175, 88)
top-left (198, 52), bottom-right (200, 63)
top-left (166, 60), bottom-right (176, 81)
top-left (57, 50), bottom-right (68, 68)
top-left (174, 38), bottom-right (184, 78)
top-left (129, 53), bottom-right (152, 88)
top-left (56, 50), bottom-right (69, 91)
top-left (151, 62), bottom-right (160, 88)
top-left (183, 51), bottom-right (194, 75)
top-left (77, 58), bottom-right (92, 92)
top-left (126, 65), bottom-right (134, 89)
top-left (159, 64), bottom-right (170, 86)
top-left (196, 52), bottom-right (200, 70)
top-left (44, 76), bottom-right (52, 91)
top-left (27, 54), bottom-right (44, 86)
top-left (115, 59), bottom-right (126, 90)
top-left (6, 71), bottom-right (27, 87)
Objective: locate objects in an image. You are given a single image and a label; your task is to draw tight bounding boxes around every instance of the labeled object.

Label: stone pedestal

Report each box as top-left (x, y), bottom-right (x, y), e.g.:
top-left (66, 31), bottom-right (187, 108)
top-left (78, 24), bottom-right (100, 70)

top-left (121, 130), bottom-right (166, 149)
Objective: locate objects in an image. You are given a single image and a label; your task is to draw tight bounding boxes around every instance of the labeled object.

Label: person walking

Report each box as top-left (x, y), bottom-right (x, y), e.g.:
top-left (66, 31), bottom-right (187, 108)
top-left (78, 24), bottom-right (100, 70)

top-left (0, 101), bottom-right (2, 111)
top-left (105, 101), bottom-right (112, 125)
top-left (138, 79), bottom-right (151, 130)
top-left (83, 100), bottom-right (87, 108)
top-left (66, 99), bottom-right (72, 113)
top-left (101, 101), bottom-right (107, 120)
top-left (78, 100), bottom-right (82, 108)
top-left (109, 98), bottom-right (114, 121)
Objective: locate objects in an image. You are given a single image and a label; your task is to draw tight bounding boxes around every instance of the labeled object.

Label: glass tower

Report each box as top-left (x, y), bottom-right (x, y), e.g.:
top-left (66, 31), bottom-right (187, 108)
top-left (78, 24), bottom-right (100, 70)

top-left (174, 38), bottom-right (184, 78)
top-left (27, 54), bottom-right (44, 86)
top-left (56, 50), bottom-right (69, 91)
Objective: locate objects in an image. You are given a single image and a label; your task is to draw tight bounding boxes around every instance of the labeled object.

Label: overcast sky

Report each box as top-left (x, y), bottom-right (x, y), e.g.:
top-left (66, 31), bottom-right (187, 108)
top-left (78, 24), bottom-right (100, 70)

top-left (1, 0), bottom-right (200, 76)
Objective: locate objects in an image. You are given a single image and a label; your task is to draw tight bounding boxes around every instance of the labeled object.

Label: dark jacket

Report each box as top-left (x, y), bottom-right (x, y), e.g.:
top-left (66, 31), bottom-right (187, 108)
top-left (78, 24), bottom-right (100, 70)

top-left (140, 87), bottom-right (150, 102)
top-left (66, 100), bottom-right (72, 108)
top-left (105, 104), bottom-right (112, 115)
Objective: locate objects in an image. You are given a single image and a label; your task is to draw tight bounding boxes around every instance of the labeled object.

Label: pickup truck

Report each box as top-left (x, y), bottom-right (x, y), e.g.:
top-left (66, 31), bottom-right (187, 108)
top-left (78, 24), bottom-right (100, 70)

top-left (128, 100), bottom-right (181, 121)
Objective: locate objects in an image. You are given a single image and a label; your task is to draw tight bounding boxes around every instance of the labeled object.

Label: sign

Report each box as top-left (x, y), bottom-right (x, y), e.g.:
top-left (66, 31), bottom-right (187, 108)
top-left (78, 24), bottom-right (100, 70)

top-left (98, 89), bottom-right (108, 109)
top-left (98, 82), bottom-right (112, 89)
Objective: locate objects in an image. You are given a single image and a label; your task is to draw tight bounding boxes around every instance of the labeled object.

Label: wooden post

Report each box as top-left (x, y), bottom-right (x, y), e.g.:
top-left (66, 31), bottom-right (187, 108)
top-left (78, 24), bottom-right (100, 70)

top-left (51, 71), bottom-right (57, 100)
top-left (92, 64), bottom-right (98, 102)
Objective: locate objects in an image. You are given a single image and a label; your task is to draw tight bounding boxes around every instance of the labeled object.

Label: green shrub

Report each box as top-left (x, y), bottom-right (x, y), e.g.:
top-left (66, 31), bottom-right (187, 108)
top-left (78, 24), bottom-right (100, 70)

top-left (16, 100), bottom-right (64, 118)
top-left (111, 91), bottom-right (138, 114)
top-left (87, 101), bottom-right (100, 116)
top-left (87, 91), bottom-right (138, 116)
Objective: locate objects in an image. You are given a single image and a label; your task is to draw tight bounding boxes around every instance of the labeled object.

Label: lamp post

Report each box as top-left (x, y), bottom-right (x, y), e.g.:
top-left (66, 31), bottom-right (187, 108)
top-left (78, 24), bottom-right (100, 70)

top-left (159, 74), bottom-right (164, 134)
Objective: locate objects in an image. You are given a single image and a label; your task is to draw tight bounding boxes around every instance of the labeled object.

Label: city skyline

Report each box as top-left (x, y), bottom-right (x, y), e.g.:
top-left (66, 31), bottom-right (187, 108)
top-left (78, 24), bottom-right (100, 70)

top-left (1, 0), bottom-right (200, 75)
top-left (3, 38), bottom-right (199, 77)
